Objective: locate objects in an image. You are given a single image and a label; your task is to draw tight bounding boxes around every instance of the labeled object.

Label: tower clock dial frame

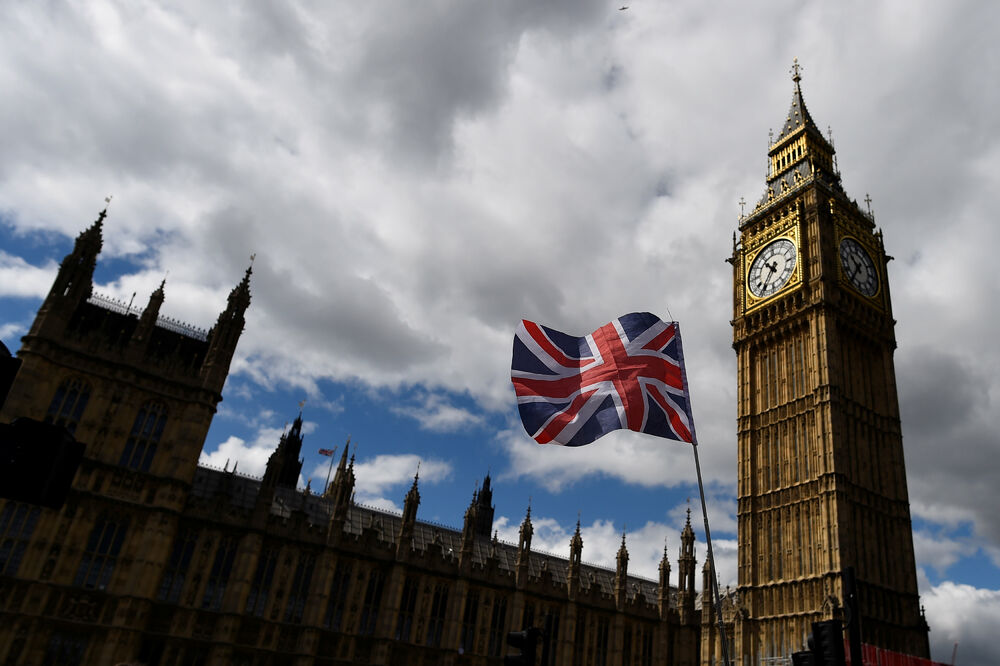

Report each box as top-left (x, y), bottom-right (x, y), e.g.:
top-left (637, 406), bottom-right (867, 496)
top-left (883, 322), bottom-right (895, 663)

top-left (742, 225), bottom-right (803, 311)
top-left (838, 235), bottom-right (880, 298)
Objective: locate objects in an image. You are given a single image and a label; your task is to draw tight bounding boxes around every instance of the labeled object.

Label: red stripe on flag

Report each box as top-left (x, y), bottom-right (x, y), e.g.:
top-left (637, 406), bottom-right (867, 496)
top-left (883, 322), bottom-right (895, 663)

top-left (523, 320), bottom-right (591, 368)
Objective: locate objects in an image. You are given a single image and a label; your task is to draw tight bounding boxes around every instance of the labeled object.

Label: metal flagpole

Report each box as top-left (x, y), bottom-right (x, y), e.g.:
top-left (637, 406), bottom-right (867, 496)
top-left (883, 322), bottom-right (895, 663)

top-left (324, 446), bottom-right (338, 494)
top-left (692, 440), bottom-right (732, 666)
top-left (675, 322), bottom-right (732, 666)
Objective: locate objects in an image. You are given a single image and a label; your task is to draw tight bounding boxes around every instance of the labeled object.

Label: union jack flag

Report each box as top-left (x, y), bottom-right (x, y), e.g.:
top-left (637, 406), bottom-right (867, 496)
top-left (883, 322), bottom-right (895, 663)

top-left (318, 448), bottom-right (335, 456)
top-left (511, 312), bottom-right (695, 447)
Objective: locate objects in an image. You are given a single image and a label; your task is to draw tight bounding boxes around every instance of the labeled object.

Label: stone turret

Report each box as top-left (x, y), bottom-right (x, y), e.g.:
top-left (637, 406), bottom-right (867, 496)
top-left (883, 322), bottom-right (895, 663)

top-left (129, 279), bottom-right (166, 354)
top-left (516, 504), bottom-right (533, 585)
top-left (472, 473), bottom-right (495, 537)
top-left (567, 519), bottom-right (583, 599)
top-left (397, 470), bottom-right (420, 556)
top-left (678, 508), bottom-right (697, 623)
top-left (30, 208), bottom-right (105, 339)
top-left (615, 532), bottom-right (629, 609)
top-left (326, 442), bottom-right (355, 539)
top-left (201, 264), bottom-right (252, 392)
top-left (658, 541), bottom-right (672, 618)
top-left (260, 413), bottom-right (304, 492)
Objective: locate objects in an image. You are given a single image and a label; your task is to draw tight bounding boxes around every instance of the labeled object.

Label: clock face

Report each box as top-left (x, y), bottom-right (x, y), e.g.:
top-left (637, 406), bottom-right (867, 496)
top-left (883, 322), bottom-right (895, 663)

top-left (839, 237), bottom-right (879, 297)
top-left (747, 238), bottom-right (797, 299)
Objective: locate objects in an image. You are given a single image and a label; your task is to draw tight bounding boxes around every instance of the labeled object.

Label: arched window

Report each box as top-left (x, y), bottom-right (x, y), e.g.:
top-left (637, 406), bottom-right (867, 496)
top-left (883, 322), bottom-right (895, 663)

top-left (120, 402), bottom-right (167, 471)
top-left (74, 513), bottom-right (129, 590)
top-left (0, 501), bottom-right (41, 577)
top-left (44, 378), bottom-right (91, 434)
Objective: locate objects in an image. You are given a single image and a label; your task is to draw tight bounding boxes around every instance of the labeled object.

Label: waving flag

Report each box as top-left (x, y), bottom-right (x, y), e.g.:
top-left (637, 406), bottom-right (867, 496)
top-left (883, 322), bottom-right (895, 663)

top-left (318, 448), bottom-right (335, 456)
top-left (511, 312), bottom-right (695, 446)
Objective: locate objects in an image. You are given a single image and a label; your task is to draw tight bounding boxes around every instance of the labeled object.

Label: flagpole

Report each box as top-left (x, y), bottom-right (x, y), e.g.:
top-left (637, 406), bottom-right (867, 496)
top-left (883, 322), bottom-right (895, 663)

top-left (675, 323), bottom-right (731, 666)
top-left (692, 439), bottom-right (732, 666)
top-left (324, 446), bottom-right (337, 494)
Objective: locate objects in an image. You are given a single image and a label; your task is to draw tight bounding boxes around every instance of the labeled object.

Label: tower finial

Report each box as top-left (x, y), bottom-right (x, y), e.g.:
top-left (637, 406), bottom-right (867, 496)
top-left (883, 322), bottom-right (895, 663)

top-left (98, 195), bottom-right (113, 223)
top-left (791, 57), bottom-right (802, 84)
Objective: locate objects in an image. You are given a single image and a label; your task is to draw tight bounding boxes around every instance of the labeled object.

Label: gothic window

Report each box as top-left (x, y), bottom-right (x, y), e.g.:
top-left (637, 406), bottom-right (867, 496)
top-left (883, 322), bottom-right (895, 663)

top-left (640, 625), bottom-right (653, 666)
top-left (0, 502), bottom-right (41, 577)
top-left (323, 561), bottom-right (353, 631)
top-left (74, 514), bottom-right (129, 590)
top-left (201, 536), bottom-right (239, 611)
top-left (487, 595), bottom-right (508, 657)
top-left (120, 401), bottom-right (167, 471)
top-left (596, 616), bottom-right (610, 666)
top-left (521, 602), bottom-right (534, 631)
top-left (358, 569), bottom-right (385, 636)
top-left (395, 576), bottom-right (418, 642)
top-left (283, 551), bottom-right (317, 623)
top-left (573, 608), bottom-right (587, 656)
top-left (44, 378), bottom-right (90, 434)
top-left (425, 582), bottom-right (449, 648)
top-left (623, 624), bottom-right (632, 665)
top-left (459, 589), bottom-right (480, 653)
top-left (157, 527), bottom-right (198, 603)
top-left (43, 630), bottom-right (89, 666)
top-left (245, 547), bottom-right (279, 617)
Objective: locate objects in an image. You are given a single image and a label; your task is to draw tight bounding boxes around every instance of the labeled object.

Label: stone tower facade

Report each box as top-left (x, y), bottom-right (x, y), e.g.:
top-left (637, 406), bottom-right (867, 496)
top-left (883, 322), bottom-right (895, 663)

top-left (0, 211), bottom-right (706, 665)
top-left (0, 207), bottom-right (252, 664)
top-left (729, 64), bottom-right (929, 661)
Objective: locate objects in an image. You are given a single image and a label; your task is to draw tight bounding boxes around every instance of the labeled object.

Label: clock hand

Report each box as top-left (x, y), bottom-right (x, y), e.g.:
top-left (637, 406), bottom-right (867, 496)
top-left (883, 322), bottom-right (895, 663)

top-left (757, 261), bottom-right (779, 291)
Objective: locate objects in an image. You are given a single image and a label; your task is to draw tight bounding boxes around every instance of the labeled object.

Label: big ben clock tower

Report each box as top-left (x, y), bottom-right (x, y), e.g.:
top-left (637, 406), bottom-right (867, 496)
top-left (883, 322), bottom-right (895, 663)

top-left (730, 62), bottom-right (930, 662)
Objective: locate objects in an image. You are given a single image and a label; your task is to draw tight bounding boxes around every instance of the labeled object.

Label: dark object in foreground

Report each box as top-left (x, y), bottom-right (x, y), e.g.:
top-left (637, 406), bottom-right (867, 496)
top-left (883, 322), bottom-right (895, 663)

top-left (0, 418), bottom-right (83, 509)
top-left (808, 620), bottom-right (846, 666)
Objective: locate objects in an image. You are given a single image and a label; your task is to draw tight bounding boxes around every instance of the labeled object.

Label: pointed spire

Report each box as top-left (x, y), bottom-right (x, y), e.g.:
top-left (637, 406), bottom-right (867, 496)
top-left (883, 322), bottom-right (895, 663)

top-left (398, 464), bottom-right (421, 554)
top-left (616, 531), bottom-right (629, 575)
top-left (774, 57), bottom-right (818, 143)
top-left (131, 278), bottom-right (166, 347)
top-left (260, 410), bottom-right (305, 491)
top-left (44, 204), bottom-right (107, 311)
top-left (615, 530), bottom-right (629, 608)
top-left (226, 261), bottom-right (253, 315)
top-left (570, 518), bottom-right (583, 563)
top-left (202, 261), bottom-right (253, 389)
top-left (77, 205), bottom-right (106, 255)
top-left (518, 502), bottom-right (533, 555)
top-left (659, 537), bottom-right (672, 581)
top-left (658, 536), bottom-right (672, 615)
top-left (405, 465), bottom-right (421, 504)
top-left (471, 472), bottom-right (495, 538)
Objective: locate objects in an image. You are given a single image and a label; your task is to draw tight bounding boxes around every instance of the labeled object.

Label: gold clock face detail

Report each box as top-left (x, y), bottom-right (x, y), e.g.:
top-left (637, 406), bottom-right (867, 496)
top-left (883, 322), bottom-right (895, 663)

top-left (747, 238), bottom-right (797, 299)
top-left (839, 237), bottom-right (879, 297)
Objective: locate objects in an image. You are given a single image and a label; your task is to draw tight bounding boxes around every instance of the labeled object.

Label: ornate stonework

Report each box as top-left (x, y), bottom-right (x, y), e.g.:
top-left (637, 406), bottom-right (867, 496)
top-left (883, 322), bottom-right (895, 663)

top-left (727, 64), bottom-right (930, 662)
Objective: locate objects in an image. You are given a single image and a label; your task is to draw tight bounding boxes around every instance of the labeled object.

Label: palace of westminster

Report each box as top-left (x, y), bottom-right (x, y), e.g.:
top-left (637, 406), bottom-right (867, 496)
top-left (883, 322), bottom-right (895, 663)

top-left (0, 70), bottom-right (936, 665)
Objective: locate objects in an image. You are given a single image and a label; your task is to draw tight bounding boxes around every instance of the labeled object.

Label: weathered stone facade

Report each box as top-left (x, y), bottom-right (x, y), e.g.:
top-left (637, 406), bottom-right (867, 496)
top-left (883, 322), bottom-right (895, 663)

top-left (0, 67), bottom-right (932, 666)
top-left (0, 210), bottom-right (704, 665)
top-left (725, 66), bottom-right (930, 663)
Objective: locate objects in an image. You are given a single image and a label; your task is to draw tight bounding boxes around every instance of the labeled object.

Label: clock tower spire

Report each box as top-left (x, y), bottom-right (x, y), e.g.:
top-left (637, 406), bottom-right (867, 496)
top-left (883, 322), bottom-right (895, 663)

top-left (731, 63), bottom-right (929, 662)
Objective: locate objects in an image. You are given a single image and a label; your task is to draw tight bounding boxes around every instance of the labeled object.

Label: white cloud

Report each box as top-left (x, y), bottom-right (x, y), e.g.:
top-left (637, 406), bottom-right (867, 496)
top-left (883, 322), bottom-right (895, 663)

top-left (391, 392), bottom-right (485, 432)
top-left (498, 424), bottom-right (723, 492)
top-left (0, 252), bottom-right (56, 298)
top-left (913, 529), bottom-right (977, 578)
top-left (493, 508), bottom-right (739, 589)
top-left (2, 0), bottom-right (999, 640)
top-left (306, 452), bottom-right (454, 509)
top-left (0, 321), bottom-right (26, 342)
top-left (199, 432), bottom-right (279, 479)
top-left (920, 577), bottom-right (1000, 664)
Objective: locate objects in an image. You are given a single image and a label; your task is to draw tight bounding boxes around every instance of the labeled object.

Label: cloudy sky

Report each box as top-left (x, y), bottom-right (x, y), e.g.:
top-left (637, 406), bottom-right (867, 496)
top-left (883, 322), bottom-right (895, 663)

top-left (1, 1), bottom-right (998, 661)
